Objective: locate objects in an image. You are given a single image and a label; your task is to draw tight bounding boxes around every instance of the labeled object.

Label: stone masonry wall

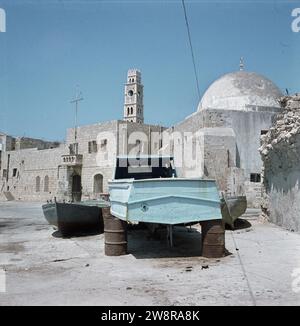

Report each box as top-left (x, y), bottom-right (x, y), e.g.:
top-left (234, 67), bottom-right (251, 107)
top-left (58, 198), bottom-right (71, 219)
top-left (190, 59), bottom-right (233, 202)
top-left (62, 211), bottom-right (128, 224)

top-left (0, 119), bottom-right (167, 202)
top-left (0, 145), bottom-right (66, 201)
top-left (168, 108), bottom-right (274, 206)
top-left (260, 94), bottom-right (300, 232)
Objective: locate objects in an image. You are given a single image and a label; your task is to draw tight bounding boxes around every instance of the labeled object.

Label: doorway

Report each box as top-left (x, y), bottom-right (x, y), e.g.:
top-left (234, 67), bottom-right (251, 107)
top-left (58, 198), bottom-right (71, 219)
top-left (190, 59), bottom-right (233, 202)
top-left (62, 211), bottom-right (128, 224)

top-left (71, 174), bottom-right (82, 202)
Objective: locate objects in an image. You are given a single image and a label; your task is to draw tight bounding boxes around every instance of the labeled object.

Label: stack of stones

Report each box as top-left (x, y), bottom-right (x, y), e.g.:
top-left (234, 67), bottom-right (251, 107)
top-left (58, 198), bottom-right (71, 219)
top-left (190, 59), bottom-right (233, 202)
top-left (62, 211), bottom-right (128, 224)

top-left (259, 94), bottom-right (300, 221)
top-left (260, 94), bottom-right (300, 162)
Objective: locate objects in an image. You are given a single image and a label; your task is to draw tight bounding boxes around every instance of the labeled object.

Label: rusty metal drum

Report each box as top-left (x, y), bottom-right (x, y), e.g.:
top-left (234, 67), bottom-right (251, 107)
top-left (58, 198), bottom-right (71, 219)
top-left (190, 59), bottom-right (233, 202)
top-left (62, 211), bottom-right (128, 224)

top-left (102, 207), bottom-right (127, 256)
top-left (201, 219), bottom-right (225, 258)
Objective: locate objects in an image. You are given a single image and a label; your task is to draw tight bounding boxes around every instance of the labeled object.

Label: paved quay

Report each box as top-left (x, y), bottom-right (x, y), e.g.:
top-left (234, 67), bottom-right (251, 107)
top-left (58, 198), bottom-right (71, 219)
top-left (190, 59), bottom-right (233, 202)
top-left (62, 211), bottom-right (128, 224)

top-left (0, 201), bottom-right (300, 305)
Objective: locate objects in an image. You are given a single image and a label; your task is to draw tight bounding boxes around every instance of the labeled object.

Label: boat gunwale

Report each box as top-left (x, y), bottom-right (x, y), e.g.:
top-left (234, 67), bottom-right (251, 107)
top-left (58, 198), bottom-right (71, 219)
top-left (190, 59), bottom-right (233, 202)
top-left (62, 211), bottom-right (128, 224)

top-left (108, 177), bottom-right (218, 184)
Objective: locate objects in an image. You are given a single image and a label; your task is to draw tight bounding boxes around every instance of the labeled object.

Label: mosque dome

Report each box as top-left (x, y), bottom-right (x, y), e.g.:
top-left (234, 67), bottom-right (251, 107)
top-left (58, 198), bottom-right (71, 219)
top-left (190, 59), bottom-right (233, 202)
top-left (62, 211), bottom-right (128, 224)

top-left (197, 71), bottom-right (283, 112)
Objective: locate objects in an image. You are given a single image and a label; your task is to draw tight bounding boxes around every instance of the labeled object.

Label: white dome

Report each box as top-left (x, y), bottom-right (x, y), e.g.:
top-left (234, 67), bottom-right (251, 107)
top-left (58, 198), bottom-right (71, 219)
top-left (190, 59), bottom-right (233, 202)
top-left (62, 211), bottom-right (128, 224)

top-left (198, 71), bottom-right (283, 112)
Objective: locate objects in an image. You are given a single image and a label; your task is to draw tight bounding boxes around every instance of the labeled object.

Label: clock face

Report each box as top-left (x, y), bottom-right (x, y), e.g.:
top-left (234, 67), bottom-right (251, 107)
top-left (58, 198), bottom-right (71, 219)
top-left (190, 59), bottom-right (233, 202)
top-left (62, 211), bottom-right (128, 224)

top-left (128, 90), bottom-right (133, 96)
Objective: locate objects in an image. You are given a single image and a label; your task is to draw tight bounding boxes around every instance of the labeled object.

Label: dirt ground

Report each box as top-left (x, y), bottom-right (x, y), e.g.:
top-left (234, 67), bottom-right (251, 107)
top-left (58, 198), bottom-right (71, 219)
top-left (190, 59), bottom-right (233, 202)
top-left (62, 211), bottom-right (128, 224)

top-left (0, 201), bottom-right (300, 306)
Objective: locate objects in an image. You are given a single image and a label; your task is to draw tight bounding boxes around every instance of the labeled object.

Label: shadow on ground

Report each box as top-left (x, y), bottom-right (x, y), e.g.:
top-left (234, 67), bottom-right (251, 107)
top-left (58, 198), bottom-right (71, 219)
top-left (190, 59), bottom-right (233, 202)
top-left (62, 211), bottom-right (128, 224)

top-left (52, 229), bottom-right (103, 238)
top-left (128, 225), bottom-right (203, 259)
top-left (225, 218), bottom-right (252, 231)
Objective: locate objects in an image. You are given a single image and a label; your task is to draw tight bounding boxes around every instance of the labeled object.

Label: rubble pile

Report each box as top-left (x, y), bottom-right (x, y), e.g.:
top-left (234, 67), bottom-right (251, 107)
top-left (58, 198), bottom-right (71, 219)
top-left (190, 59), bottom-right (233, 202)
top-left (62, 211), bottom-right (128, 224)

top-left (259, 94), bottom-right (300, 169)
top-left (259, 94), bottom-right (300, 223)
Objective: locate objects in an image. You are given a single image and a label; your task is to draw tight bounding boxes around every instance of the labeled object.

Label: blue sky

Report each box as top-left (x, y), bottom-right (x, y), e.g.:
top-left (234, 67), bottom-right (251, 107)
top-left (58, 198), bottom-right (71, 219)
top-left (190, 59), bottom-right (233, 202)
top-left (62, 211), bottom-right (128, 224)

top-left (0, 0), bottom-right (299, 141)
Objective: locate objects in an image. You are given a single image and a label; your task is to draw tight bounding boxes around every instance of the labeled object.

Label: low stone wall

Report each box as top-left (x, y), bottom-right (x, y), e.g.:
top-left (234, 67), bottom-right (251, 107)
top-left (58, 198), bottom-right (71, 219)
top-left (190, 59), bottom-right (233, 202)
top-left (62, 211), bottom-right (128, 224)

top-left (260, 94), bottom-right (300, 232)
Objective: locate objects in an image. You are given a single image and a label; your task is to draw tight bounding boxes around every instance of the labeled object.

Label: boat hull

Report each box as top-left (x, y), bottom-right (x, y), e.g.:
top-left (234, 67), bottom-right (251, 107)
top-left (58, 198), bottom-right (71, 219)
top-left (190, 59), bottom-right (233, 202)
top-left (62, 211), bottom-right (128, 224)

top-left (221, 196), bottom-right (247, 227)
top-left (42, 203), bottom-right (58, 227)
top-left (109, 178), bottom-right (222, 225)
top-left (42, 202), bottom-right (104, 236)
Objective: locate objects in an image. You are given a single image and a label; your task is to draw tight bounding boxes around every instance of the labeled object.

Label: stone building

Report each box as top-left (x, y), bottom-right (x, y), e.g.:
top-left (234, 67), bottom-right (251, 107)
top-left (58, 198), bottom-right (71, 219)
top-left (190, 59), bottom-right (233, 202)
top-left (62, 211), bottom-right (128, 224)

top-left (0, 69), bottom-right (165, 201)
top-left (260, 94), bottom-right (300, 232)
top-left (166, 70), bottom-right (283, 207)
top-left (0, 67), bottom-right (284, 207)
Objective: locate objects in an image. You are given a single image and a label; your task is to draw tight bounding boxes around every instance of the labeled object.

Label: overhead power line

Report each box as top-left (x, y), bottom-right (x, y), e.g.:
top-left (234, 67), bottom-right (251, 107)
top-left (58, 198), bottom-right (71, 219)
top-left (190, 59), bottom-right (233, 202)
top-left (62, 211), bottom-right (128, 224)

top-left (181, 0), bottom-right (201, 100)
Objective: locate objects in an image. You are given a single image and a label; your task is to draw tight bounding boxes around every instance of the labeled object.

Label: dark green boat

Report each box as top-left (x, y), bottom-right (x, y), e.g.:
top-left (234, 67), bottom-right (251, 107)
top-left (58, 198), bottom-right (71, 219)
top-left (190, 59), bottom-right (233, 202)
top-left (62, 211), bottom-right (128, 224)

top-left (42, 199), bottom-right (109, 237)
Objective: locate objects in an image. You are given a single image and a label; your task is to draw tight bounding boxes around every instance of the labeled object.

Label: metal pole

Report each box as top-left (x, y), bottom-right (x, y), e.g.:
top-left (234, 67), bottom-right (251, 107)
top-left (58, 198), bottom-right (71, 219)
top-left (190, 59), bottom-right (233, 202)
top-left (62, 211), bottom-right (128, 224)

top-left (70, 90), bottom-right (83, 155)
top-left (167, 225), bottom-right (173, 247)
top-left (75, 100), bottom-right (78, 143)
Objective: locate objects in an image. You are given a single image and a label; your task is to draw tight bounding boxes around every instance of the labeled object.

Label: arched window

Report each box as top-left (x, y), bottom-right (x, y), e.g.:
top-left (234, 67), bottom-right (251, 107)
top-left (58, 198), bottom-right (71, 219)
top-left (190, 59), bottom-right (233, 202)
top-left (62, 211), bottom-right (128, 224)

top-left (131, 107), bottom-right (133, 115)
top-left (36, 176), bottom-right (40, 192)
top-left (127, 107), bottom-right (130, 115)
top-left (93, 174), bottom-right (103, 194)
top-left (132, 78), bottom-right (134, 82)
top-left (44, 175), bottom-right (49, 192)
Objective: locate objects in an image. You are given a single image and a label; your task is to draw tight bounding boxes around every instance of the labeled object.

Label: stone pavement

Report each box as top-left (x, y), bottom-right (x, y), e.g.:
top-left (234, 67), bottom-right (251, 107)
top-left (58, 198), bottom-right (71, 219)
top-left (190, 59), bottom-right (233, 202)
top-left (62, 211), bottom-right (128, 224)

top-left (0, 201), bottom-right (299, 305)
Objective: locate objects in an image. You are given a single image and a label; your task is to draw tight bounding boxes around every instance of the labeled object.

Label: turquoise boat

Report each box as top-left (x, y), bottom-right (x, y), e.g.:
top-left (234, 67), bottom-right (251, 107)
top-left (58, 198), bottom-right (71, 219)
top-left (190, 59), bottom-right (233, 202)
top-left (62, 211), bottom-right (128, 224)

top-left (108, 178), bottom-right (222, 225)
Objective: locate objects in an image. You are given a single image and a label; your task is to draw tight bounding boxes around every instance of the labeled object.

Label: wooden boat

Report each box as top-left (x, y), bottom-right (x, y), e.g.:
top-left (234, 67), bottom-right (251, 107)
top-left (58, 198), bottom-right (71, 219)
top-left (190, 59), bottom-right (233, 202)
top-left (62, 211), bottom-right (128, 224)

top-left (221, 195), bottom-right (247, 228)
top-left (42, 199), bottom-right (109, 237)
top-left (42, 202), bottom-right (58, 227)
top-left (110, 155), bottom-right (246, 227)
top-left (108, 178), bottom-right (222, 225)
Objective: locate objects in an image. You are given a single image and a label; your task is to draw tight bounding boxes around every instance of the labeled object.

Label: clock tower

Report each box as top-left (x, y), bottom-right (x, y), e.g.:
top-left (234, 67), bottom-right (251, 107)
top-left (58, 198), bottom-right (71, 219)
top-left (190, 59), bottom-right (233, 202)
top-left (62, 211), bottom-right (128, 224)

top-left (123, 69), bottom-right (144, 123)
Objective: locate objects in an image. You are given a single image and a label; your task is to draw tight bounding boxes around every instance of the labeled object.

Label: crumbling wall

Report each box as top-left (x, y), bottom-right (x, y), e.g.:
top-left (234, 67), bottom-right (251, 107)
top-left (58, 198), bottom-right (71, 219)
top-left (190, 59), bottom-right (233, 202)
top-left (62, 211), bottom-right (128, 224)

top-left (260, 94), bottom-right (300, 232)
top-left (15, 137), bottom-right (60, 150)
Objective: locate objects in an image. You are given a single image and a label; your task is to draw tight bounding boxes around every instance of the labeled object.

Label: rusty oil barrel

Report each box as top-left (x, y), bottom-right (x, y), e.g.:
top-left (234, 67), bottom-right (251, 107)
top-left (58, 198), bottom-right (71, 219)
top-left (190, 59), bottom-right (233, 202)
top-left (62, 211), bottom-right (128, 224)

top-left (201, 219), bottom-right (225, 258)
top-left (102, 207), bottom-right (127, 256)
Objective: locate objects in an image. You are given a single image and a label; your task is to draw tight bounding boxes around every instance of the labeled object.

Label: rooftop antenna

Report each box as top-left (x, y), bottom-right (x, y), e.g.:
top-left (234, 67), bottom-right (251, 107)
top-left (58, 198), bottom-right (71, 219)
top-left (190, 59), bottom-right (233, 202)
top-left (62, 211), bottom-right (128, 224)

top-left (70, 86), bottom-right (83, 150)
top-left (239, 57), bottom-right (244, 71)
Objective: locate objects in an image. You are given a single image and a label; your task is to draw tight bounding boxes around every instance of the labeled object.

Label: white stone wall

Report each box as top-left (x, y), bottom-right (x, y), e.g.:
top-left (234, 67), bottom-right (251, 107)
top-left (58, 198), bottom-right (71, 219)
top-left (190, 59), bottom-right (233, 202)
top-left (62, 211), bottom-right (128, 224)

top-left (168, 107), bottom-right (278, 207)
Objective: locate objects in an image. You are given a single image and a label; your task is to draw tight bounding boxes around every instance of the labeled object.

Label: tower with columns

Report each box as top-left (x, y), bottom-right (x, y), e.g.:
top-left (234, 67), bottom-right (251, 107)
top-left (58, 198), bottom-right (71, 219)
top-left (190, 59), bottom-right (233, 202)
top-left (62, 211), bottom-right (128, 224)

top-left (123, 69), bottom-right (144, 123)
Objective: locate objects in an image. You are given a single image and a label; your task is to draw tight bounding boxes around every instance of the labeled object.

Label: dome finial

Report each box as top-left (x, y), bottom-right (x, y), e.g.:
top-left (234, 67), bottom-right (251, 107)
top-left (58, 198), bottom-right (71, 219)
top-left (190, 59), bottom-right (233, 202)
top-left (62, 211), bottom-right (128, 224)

top-left (239, 57), bottom-right (244, 71)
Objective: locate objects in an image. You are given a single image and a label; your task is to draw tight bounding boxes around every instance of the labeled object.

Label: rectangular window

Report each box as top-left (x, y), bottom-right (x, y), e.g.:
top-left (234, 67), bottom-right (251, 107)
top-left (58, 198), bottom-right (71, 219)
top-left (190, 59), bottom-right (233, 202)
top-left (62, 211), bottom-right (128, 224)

top-left (88, 140), bottom-right (98, 153)
top-left (2, 169), bottom-right (7, 179)
top-left (12, 168), bottom-right (17, 177)
top-left (261, 130), bottom-right (268, 135)
top-left (250, 173), bottom-right (261, 183)
top-left (92, 140), bottom-right (98, 152)
top-left (100, 139), bottom-right (107, 151)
